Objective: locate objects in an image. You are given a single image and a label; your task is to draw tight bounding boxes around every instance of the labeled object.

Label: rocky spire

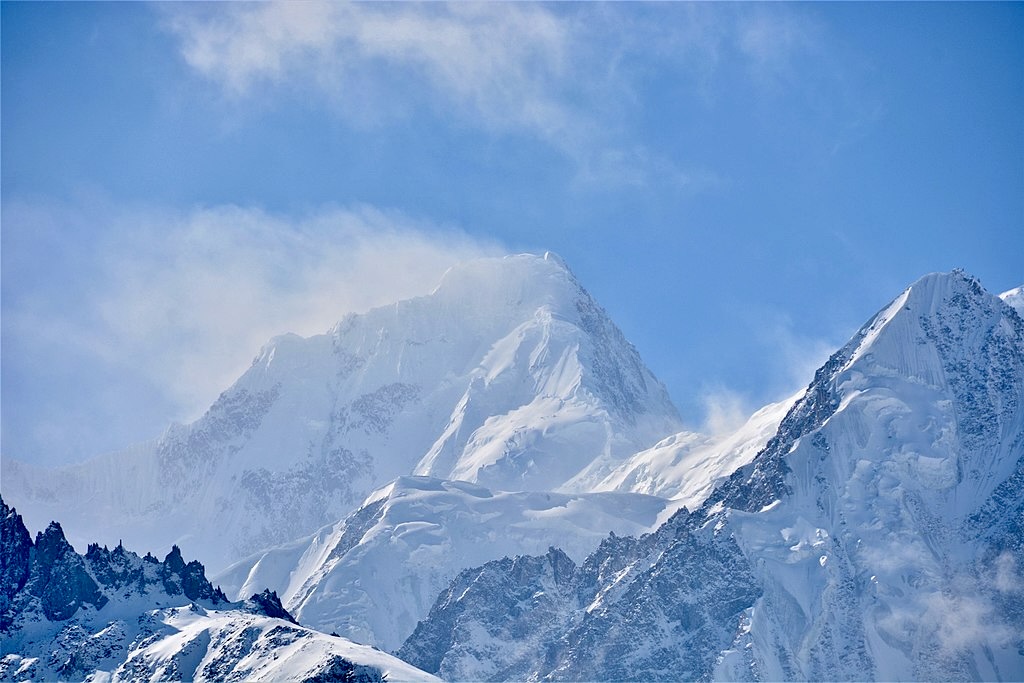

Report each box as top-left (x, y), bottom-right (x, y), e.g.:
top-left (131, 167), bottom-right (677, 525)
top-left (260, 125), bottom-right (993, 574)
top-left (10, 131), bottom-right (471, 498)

top-left (1, 497), bottom-right (33, 629)
top-left (27, 521), bottom-right (107, 621)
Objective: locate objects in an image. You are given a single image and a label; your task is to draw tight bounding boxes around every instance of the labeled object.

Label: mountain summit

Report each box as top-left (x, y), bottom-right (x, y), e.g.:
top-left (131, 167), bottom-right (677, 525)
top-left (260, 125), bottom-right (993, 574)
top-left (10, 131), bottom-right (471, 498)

top-left (3, 253), bottom-right (682, 572)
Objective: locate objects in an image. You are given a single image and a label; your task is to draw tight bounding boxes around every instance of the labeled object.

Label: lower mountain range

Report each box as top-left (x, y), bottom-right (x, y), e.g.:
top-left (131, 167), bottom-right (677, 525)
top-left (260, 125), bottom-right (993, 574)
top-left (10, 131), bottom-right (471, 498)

top-left (3, 255), bottom-right (1023, 681)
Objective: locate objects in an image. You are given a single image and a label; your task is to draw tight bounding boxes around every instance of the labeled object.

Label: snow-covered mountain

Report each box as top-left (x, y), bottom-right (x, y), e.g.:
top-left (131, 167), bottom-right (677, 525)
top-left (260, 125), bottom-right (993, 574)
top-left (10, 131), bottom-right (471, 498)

top-left (398, 270), bottom-right (1024, 681)
top-left (0, 497), bottom-right (435, 682)
top-left (2, 253), bottom-right (683, 572)
top-left (214, 476), bottom-right (670, 651)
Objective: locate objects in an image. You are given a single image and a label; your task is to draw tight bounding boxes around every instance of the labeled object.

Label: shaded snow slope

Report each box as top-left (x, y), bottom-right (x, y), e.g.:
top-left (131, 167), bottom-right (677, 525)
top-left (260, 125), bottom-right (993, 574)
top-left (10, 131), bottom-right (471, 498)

top-left (215, 475), bottom-right (669, 651)
top-left (2, 253), bottom-right (682, 572)
top-left (0, 497), bottom-right (435, 682)
top-left (400, 270), bottom-right (1024, 681)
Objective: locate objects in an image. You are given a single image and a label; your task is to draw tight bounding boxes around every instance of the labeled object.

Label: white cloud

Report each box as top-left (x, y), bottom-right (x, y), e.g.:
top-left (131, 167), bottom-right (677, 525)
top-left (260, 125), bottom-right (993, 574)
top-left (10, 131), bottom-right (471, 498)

top-left (162, 2), bottom-right (825, 188)
top-left (699, 386), bottom-right (753, 437)
top-left (759, 313), bottom-right (838, 392)
top-left (992, 550), bottom-right (1024, 594)
top-left (736, 8), bottom-right (819, 83)
top-left (167, 2), bottom-right (574, 139)
top-left (923, 590), bottom-right (1013, 654)
top-left (4, 200), bottom-right (502, 445)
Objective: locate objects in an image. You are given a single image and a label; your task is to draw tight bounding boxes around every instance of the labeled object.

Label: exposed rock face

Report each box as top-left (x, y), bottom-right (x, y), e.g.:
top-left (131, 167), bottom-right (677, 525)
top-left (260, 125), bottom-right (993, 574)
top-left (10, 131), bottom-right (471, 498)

top-left (398, 513), bottom-right (762, 682)
top-left (400, 547), bottom-right (580, 681)
top-left (245, 589), bottom-right (297, 624)
top-left (26, 522), bottom-right (107, 621)
top-left (0, 500), bottom-right (32, 630)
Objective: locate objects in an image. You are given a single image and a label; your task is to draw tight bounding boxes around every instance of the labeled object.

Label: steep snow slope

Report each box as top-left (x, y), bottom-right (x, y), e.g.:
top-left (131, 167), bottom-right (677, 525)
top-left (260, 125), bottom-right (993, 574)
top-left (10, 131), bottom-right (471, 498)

top-left (215, 476), bottom-right (669, 651)
top-left (2, 253), bottom-right (682, 572)
top-left (400, 271), bottom-right (1024, 681)
top-left (0, 498), bottom-right (435, 682)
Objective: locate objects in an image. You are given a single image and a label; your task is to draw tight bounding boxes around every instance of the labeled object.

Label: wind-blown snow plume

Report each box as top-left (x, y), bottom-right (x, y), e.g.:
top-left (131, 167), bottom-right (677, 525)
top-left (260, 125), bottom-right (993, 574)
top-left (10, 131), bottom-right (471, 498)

top-left (2, 199), bottom-right (499, 464)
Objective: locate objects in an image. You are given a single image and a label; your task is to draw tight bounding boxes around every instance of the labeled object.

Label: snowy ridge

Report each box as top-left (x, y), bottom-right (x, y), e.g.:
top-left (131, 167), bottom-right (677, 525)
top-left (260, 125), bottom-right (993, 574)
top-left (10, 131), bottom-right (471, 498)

top-left (593, 393), bottom-right (798, 506)
top-left (215, 475), bottom-right (670, 651)
top-left (0, 497), bottom-right (435, 682)
top-left (2, 253), bottom-right (682, 573)
top-left (399, 270), bottom-right (1024, 681)
top-left (107, 607), bottom-right (436, 682)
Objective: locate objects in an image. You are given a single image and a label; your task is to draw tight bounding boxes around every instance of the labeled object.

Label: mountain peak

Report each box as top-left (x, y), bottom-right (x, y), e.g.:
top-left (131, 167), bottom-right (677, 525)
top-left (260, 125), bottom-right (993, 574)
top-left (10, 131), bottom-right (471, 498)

top-left (428, 252), bottom-right (585, 321)
top-left (542, 250), bottom-right (568, 268)
top-left (900, 268), bottom-right (985, 309)
top-left (828, 268), bottom-right (1008, 386)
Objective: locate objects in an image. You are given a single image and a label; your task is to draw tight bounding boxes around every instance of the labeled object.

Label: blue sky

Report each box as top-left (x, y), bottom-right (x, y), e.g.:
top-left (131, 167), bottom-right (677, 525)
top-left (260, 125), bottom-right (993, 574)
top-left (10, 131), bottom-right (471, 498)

top-left (3, 2), bottom-right (1022, 465)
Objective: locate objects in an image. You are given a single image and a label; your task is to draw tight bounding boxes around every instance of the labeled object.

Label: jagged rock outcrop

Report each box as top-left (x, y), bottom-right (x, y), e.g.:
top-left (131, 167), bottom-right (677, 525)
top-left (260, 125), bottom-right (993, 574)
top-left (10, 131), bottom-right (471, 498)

top-left (1, 500), bottom-right (230, 641)
top-left (0, 500), bottom-right (32, 630)
top-left (245, 588), bottom-right (297, 624)
top-left (26, 522), bottom-right (108, 621)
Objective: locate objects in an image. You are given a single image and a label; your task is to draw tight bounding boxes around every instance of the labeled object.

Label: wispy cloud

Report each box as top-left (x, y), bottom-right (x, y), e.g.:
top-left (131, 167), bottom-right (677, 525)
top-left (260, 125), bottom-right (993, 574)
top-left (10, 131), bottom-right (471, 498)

top-left (922, 589), bottom-right (1014, 654)
top-left (992, 550), bottom-right (1024, 593)
top-left (167, 3), bottom-right (574, 139)
top-left (3, 199), bottom-right (501, 462)
top-left (735, 8), bottom-right (821, 88)
top-left (758, 313), bottom-right (838, 392)
top-left (91, 204), bottom-right (502, 410)
top-left (699, 386), bottom-right (753, 437)
top-left (162, 2), bottom-right (826, 189)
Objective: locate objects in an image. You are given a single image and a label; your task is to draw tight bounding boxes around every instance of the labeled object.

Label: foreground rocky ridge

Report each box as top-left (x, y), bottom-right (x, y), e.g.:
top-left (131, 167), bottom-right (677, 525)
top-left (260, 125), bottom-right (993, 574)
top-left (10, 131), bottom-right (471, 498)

top-left (399, 271), bottom-right (1024, 681)
top-left (0, 497), bottom-right (435, 682)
